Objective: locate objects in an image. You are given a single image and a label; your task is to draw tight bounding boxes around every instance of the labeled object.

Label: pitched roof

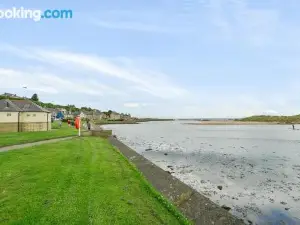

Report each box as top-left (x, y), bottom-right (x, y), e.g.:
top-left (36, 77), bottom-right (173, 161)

top-left (45, 108), bottom-right (58, 113)
top-left (0, 99), bottom-right (21, 112)
top-left (0, 99), bottom-right (49, 112)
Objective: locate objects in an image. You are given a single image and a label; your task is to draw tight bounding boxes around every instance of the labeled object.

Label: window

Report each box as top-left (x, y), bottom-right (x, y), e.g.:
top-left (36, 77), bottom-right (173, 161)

top-left (7, 113), bottom-right (11, 116)
top-left (33, 114), bottom-right (36, 117)
top-left (27, 114), bottom-right (30, 117)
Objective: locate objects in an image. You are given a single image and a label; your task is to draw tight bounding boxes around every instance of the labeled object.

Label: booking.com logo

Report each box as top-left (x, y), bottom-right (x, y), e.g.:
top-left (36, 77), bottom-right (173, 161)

top-left (0, 7), bottom-right (73, 22)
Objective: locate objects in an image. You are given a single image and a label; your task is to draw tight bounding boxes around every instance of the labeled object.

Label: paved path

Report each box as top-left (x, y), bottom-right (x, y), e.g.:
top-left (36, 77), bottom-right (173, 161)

top-left (0, 137), bottom-right (75, 152)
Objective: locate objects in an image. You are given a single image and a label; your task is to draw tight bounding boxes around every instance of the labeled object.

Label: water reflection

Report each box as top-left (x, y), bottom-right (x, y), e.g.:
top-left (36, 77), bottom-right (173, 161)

top-left (257, 209), bottom-right (300, 225)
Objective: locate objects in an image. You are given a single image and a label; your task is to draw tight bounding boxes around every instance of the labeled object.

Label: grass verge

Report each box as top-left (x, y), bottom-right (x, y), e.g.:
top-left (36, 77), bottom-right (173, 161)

top-left (0, 122), bottom-right (77, 147)
top-left (0, 137), bottom-right (191, 225)
top-left (110, 143), bottom-right (191, 225)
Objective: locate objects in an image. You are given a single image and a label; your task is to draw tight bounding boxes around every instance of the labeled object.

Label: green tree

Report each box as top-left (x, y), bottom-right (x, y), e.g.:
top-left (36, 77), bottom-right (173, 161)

top-left (31, 93), bottom-right (39, 101)
top-left (107, 110), bottom-right (113, 118)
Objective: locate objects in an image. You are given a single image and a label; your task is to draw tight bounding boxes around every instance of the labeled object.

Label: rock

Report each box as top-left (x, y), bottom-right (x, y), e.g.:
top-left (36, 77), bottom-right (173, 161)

top-left (145, 148), bottom-right (152, 151)
top-left (201, 180), bottom-right (206, 184)
top-left (285, 208), bottom-right (290, 211)
top-left (112, 135), bottom-right (117, 138)
top-left (221, 205), bottom-right (231, 211)
top-left (247, 220), bottom-right (253, 225)
top-left (280, 201), bottom-right (287, 205)
top-left (167, 165), bottom-right (173, 168)
top-left (217, 185), bottom-right (223, 190)
top-left (164, 153), bottom-right (168, 156)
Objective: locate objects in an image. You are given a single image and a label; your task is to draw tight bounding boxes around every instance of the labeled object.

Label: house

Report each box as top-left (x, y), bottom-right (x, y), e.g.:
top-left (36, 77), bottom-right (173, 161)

top-left (64, 110), bottom-right (73, 118)
top-left (1, 92), bottom-right (23, 99)
top-left (79, 111), bottom-right (87, 119)
top-left (45, 108), bottom-right (58, 118)
top-left (120, 113), bottom-right (131, 121)
top-left (110, 111), bottom-right (121, 120)
top-left (99, 112), bottom-right (109, 120)
top-left (82, 111), bottom-right (93, 120)
top-left (92, 110), bottom-right (103, 120)
top-left (0, 99), bottom-right (51, 132)
top-left (58, 108), bottom-right (67, 115)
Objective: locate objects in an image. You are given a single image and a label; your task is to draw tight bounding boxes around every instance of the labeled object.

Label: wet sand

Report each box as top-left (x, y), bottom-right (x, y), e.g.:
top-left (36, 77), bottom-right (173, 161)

top-left (185, 121), bottom-right (280, 125)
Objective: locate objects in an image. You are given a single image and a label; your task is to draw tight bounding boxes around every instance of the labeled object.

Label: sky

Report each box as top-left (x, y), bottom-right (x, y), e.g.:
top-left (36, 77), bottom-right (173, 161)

top-left (0, 0), bottom-right (300, 118)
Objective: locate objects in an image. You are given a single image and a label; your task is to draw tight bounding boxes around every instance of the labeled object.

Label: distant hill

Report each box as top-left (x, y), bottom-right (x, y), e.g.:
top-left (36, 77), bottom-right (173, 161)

top-left (236, 115), bottom-right (300, 124)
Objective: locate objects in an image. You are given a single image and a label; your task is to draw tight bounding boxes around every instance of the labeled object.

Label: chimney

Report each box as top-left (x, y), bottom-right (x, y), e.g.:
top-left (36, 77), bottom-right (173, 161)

top-left (6, 102), bottom-right (9, 108)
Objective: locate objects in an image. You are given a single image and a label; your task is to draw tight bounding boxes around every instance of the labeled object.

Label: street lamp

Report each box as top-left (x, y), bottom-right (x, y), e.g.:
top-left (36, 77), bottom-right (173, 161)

top-left (22, 86), bottom-right (27, 99)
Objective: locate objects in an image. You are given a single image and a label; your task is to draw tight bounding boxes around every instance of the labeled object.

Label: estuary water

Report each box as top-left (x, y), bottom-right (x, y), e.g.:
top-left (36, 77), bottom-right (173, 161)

top-left (103, 121), bottom-right (300, 225)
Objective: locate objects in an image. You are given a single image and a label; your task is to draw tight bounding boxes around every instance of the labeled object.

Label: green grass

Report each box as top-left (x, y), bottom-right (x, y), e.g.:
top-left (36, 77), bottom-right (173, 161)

top-left (0, 122), bottom-right (77, 147)
top-left (0, 137), bottom-right (190, 225)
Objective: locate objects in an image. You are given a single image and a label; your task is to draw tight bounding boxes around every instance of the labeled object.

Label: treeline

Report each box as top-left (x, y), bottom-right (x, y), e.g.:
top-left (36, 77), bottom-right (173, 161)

top-left (236, 115), bottom-right (300, 124)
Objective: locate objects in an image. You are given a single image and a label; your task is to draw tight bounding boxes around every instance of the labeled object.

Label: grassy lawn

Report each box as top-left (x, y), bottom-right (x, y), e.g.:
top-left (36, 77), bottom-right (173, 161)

top-left (0, 137), bottom-right (189, 225)
top-left (0, 122), bottom-right (78, 147)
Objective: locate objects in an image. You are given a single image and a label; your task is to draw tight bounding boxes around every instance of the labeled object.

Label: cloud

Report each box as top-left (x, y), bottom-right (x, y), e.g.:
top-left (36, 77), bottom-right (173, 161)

top-left (0, 68), bottom-right (122, 97)
top-left (123, 102), bottom-right (154, 108)
top-left (93, 20), bottom-right (174, 33)
top-left (89, 8), bottom-right (194, 34)
top-left (0, 45), bottom-right (187, 100)
top-left (206, 0), bottom-right (280, 46)
top-left (262, 110), bottom-right (279, 116)
top-left (123, 103), bottom-right (140, 108)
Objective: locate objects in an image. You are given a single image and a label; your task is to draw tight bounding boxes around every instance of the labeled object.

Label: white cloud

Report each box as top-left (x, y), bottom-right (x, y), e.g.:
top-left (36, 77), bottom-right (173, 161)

top-left (93, 20), bottom-right (172, 33)
top-left (0, 68), bottom-right (122, 97)
top-left (123, 103), bottom-right (140, 108)
top-left (206, 0), bottom-right (280, 46)
top-left (262, 110), bottom-right (279, 116)
top-left (89, 8), bottom-right (194, 34)
top-left (123, 102), bottom-right (154, 108)
top-left (0, 45), bottom-right (187, 100)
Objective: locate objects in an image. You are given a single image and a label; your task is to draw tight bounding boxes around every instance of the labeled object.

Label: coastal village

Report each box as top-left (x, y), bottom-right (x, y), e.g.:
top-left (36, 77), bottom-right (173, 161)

top-left (0, 92), bottom-right (135, 132)
top-left (1, 92), bottom-right (299, 225)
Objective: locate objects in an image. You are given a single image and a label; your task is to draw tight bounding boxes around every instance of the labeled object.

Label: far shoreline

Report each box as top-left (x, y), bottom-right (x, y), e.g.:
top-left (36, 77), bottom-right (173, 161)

top-left (183, 121), bottom-right (297, 125)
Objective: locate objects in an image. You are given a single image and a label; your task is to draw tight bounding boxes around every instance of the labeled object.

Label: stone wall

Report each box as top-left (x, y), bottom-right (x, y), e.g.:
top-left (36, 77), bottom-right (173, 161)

top-left (0, 122), bottom-right (18, 132)
top-left (19, 122), bottom-right (50, 132)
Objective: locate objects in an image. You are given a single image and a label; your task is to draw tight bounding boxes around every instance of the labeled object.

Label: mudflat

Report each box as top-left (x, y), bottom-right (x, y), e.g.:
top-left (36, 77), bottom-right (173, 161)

top-left (185, 121), bottom-right (279, 125)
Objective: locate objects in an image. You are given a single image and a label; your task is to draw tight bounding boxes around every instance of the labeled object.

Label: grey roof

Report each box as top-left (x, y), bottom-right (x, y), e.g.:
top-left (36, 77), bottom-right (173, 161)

top-left (81, 111), bottom-right (93, 115)
top-left (0, 99), bottom-right (49, 112)
top-left (0, 99), bottom-right (21, 112)
top-left (45, 108), bottom-right (58, 113)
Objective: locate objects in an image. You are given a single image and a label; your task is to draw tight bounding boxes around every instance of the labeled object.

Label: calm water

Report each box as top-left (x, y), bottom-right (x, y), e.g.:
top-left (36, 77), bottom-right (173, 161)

top-left (104, 121), bottom-right (300, 225)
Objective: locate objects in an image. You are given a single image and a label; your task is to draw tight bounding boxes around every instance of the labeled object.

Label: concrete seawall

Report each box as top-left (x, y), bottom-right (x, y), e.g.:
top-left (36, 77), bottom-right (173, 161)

top-left (109, 136), bottom-right (245, 225)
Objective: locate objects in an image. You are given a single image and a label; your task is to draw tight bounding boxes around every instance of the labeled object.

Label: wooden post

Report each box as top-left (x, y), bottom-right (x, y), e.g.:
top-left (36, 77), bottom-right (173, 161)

top-left (78, 116), bottom-right (81, 136)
